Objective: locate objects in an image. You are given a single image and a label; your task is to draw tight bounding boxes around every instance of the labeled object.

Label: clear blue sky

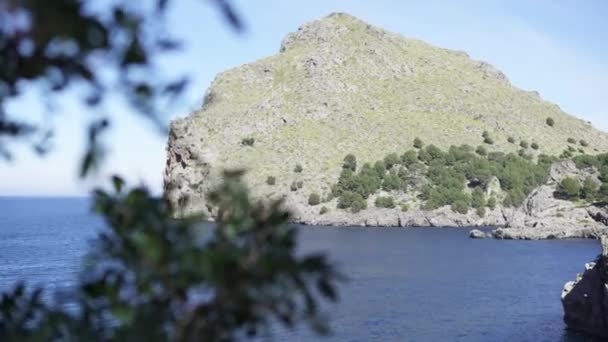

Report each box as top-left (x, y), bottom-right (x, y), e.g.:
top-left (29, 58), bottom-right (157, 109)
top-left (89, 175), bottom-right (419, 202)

top-left (1, 0), bottom-right (607, 196)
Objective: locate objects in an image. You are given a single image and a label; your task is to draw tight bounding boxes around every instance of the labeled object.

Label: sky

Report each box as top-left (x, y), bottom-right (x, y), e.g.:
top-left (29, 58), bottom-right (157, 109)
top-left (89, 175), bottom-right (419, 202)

top-left (1, 0), bottom-right (607, 196)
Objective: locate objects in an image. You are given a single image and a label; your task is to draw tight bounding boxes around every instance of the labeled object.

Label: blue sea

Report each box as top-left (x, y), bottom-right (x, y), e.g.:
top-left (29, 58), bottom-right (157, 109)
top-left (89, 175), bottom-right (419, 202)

top-left (0, 197), bottom-right (602, 341)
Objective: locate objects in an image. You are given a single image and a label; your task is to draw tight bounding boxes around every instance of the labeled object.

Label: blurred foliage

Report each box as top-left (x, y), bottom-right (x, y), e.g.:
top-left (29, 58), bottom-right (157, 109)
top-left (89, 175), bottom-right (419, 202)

top-left (0, 1), bottom-right (342, 341)
top-left (0, 172), bottom-right (341, 341)
top-left (0, 0), bottom-right (242, 160)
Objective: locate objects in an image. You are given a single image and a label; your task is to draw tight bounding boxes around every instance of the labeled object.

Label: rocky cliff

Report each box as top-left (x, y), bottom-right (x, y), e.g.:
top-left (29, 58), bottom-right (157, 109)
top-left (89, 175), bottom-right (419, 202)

top-left (562, 236), bottom-right (608, 337)
top-left (164, 13), bottom-right (608, 238)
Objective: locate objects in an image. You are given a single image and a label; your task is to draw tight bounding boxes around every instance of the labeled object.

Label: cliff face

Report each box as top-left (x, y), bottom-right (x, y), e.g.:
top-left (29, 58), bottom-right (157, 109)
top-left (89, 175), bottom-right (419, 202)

top-left (562, 236), bottom-right (608, 337)
top-left (164, 13), bottom-right (608, 237)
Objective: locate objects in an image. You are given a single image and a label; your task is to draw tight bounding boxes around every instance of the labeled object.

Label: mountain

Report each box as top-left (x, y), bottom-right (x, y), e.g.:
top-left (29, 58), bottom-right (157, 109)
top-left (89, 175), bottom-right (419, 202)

top-left (164, 13), bottom-right (608, 237)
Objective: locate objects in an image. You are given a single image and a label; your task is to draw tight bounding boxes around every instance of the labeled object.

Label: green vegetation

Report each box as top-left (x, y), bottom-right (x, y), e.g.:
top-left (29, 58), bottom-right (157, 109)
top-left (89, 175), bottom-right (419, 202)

top-left (375, 196), bottom-right (396, 208)
top-left (561, 149), bottom-right (574, 159)
top-left (337, 191), bottom-right (367, 213)
top-left (471, 188), bottom-right (486, 216)
top-left (531, 142), bottom-right (539, 150)
top-left (567, 153), bottom-right (608, 203)
top-left (401, 150), bottom-right (418, 166)
top-left (266, 176), bottom-right (276, 185)
top-left (343, 154), bottom-right (357, 171)
top-left (241, 137), bottom-right (255, 146)
top-left (567, 137), bottom-right (576, 144)
top-left (581, 178), bottom-right (599, 200)
top-left (507, 137), bottom-right (516, 144)
top-left (601, 184), bottom-right (608, 200)
top-left (556, 177), bottom-right (581, 199)
top-left (320, 206), bottom-right (329, 215)
top-left (290, 182), bottom-right (298, 191)
top-left (476, 146), bottom-right (487, 156)
top-left (308, 193), bottom-right (321, 206)
top-left (546, 117), bottom-right (555, 127)
top-left (333, 144), bottom-right (553, 214)
top-left (482, 131), bottom-right (494, 145)
top-left (384, 153), bottom-right (400, 169)
top-left (413, 137), bottom-right (424, 149)
top-left (294, 164), bottom-right (303, 173)
top-left (520, 141), bottom-right (529, 149)
top-left (487, 196), bottom-right (497, 210)
top-left (400, 203), bottom-right (409, 212)
top-left (580, 140), bottom-right (589, 147)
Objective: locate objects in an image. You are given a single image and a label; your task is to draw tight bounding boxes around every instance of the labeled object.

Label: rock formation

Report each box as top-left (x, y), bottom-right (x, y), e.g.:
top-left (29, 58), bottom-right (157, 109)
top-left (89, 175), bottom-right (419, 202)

top-left (562, 236), bottom-right (608, 337)
top-left (164, 13), bottom-right (608, 239)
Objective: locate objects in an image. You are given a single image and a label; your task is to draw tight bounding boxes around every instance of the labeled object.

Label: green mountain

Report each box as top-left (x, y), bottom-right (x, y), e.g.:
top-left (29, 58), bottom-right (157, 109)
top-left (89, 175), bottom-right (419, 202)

top-left (164, 13), bottom-right (608, 219)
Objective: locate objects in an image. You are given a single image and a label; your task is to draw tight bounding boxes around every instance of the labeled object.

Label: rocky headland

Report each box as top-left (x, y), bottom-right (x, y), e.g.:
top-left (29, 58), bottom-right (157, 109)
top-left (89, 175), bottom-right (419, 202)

top-left (164, 13), bottom-right (608, 239)
top-left (562, 235), bottom-right (608, 337)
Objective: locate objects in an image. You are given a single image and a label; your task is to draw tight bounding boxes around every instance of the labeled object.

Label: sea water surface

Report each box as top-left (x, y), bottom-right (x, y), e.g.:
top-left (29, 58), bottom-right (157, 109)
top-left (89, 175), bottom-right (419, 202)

top-left (0, 197), bottom-right (602, 341)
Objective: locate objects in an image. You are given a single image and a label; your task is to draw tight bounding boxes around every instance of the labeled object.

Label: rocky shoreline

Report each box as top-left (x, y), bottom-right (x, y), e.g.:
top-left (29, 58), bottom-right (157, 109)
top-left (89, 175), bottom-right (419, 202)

top-left (286, 162), bottom-right (608, 240)
top-left (562, 236), bottom-right (608, 337)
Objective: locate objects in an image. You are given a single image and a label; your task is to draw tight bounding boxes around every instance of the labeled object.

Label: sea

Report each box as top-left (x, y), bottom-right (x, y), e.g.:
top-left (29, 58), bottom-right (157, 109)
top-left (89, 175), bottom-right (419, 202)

top-left (0, 197), bottom-right (602, 341)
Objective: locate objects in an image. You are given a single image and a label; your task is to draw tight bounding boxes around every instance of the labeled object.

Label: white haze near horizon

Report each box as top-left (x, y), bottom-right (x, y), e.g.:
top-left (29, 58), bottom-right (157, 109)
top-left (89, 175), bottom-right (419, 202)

top-left (1, 0), bottom-right (607, 196)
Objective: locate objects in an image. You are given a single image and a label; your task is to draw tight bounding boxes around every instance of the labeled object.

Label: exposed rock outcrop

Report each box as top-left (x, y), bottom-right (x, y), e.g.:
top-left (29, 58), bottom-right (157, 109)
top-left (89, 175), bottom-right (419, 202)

top-left (469, 229), bottom-right (491, 239)
top-left (562, 236), bottom-right (608, 337)
top-left (486, 161), bottom-right (607, 239)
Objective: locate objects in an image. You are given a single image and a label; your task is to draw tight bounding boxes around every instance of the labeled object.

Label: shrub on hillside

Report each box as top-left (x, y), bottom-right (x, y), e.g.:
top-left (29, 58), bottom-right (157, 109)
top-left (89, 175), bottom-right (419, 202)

top-left (308, 193), bottom-right (320, 206)
top-left (351, 198), bottom-right (367, 213)
top-left (241, 137), bottom-right (255, 146)
top-left (374, 196), bottom-right (396, 209)
top-left (581, 177), bottom-right (598, 201)
top-left (599, 183), bottom-right (608, 201)
top-left (561, 149), bottom-right (574, 159)
top-left (487, 196), bottom-right (497, 210)
top-left (475, 145), bottom-right (487, 156)
top-left (343, 154), bottom-right (357, 171)
top-left (320, 206), bottom-right (329, 215)
top-left (555, 177), bottom-right (581, 200)
top-left (400, 203), bottom-right (409, 212)
top-left (572, 155), bottom-right (602, 169)
top-left (294, 164), bottom-right (303, 173)
top-left (451, 200), bottom-right (469, 214)
top-left (567, 137), bottom-right (576, 144)
top-left (580, 140), bottom-right (589, 147)
top-left (502, 189), bottom-right (526, 208)
top-left (520, 141), bottom-right (529, 149)
top-left (507, 137), bottom-right (516, 144)
top-left (471, 188), bottom-right (486, 210)
top-left (337, 191), bottom-right (367, 213)
top-left (413, 137), bottom-right (424, 149)
top-left (419, 145), bottom-right (444, 164)
top-left (374, 160), bottom-right (386, 176)
top-left (290, 182), bottom-right (298, 192)
top-left (546, 117), bottom-right (555, 127)
top-left (382, 172), bottom-right (403, 191)
top-left (481, 131), bottom-right (494, 145)
top-left (401, 150), bottom-right (418, 167)
top-left (266, 176), bottom-right (276, 185)
top-left (384, 153), bottom-right (400, 169)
